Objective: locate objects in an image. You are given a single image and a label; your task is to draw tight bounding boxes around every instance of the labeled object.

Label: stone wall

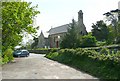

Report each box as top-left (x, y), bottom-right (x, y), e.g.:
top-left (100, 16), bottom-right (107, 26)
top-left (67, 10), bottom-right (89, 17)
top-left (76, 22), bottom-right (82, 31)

top-left (49, 32), bottom-right (66, 48)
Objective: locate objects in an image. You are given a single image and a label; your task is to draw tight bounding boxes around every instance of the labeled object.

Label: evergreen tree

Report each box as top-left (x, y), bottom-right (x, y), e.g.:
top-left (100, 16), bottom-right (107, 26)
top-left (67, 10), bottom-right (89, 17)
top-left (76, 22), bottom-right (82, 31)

top-left (60, 19), bottom-right (80, 48)
top-left (91, 20), bottom-right (109, 41)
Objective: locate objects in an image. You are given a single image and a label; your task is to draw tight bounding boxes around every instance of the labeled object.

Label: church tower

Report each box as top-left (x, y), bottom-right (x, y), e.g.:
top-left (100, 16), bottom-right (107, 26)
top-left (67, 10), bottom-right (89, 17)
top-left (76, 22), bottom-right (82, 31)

top-left (78, 10), bottom-right (83, 24)
top-left (78, 10), bottom-right (87, 35)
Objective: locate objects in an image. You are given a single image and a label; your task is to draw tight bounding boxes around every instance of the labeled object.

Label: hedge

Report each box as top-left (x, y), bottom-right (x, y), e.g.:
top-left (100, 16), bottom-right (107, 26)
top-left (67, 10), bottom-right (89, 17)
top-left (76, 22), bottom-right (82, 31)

top-left (28, 48), bottom-right (59, 54)
top-left (46, 48), bottom-right (120, 79)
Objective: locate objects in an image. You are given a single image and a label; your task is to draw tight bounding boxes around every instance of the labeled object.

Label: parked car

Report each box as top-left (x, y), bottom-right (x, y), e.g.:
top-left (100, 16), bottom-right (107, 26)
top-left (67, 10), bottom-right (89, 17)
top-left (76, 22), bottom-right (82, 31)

top-left (13, 50), bottom-right (30, 57)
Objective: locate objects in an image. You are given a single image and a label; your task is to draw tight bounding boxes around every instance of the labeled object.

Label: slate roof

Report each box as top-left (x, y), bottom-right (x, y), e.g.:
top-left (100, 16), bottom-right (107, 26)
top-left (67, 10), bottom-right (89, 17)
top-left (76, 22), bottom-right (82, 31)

top-left (48, 24), bottom-right (69, 35)
top-left (39, 31), bottom-right (44, 37)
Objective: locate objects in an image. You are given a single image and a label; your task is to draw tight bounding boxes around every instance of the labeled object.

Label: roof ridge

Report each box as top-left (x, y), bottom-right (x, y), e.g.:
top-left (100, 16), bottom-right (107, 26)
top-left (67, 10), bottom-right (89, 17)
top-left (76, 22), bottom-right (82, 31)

top-left (39, 31), bottom-right (44, 37)
top-left (52, 24), bottom-right (69, 29)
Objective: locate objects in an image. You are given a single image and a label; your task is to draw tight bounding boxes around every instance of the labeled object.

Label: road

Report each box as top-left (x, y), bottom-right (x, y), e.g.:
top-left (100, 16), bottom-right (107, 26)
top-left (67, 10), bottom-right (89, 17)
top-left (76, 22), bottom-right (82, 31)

top-left (2, 53), bottom-right (98, 79)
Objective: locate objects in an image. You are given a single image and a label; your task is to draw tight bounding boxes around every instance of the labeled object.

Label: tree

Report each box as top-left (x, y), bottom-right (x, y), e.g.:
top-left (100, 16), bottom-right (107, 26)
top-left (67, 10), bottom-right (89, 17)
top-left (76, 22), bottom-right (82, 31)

top-left (91, 20), bottom-right (109, 41)
top-left (60, 19), bottom-right (80, 48)
top-left (106, 25), bottom-right (115, 44)
top-left (117, 23), bottom-right (120, 43)
top-left (2, 2), bottom-right (40, 52)
top-left (0, 28), bottom-right (2, 51)
top-left (103, 9), bottom-right (120, 44)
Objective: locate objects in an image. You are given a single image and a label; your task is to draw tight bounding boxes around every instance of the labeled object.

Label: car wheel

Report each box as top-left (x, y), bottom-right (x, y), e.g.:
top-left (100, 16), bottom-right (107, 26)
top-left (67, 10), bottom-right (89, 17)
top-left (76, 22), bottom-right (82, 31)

top-left (18, 55), bottom-right (20, 58)
top-left (26, 55), bottom-right (28, 57)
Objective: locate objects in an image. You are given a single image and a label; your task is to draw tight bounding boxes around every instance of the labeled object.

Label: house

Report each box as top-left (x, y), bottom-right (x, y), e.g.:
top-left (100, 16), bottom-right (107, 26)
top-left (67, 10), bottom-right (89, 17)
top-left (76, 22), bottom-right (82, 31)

top-left (38, 10), bottom-right (87, 48)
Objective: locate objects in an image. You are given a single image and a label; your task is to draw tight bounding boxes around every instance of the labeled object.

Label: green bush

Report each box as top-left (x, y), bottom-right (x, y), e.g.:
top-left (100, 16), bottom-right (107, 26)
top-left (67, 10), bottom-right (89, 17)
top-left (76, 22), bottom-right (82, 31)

top-left (116, 51), bottom-right (120, 55)
top-left (48, 48), bottom-right (59, 53)
top-left (96, 41), bottom-right (106, 46)
top-left (99, 48), bottom-right (110, 55)
top-left (3, 48), bottom-right (14, 63)
top-left (46, 48), bottom-right (120, 79)
top-left (80, 35), bottom-right (97, 47)
top-left (0, 52), bottom-right (2, 64)
top-left (36, 48), bottom-right (48, 51)
top-left (2, 55), bottom-right (9, 64)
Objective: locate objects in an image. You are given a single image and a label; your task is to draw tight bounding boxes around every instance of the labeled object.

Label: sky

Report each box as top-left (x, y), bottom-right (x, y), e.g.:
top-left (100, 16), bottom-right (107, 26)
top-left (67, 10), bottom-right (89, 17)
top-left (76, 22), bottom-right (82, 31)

top-left (24, 0), bottom-right (119, 37)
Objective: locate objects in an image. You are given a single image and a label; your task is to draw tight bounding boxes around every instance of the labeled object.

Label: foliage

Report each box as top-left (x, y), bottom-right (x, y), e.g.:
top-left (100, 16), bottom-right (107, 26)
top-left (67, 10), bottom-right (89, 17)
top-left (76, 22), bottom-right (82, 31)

top-left (116, 22), bottom-right (120, 43)
top-left (99, 48), bottom-right (110, 55)
top-left (96, 41), bottom-right (106, 46)
top-left (46, 48), bottom-right (120, 79)
top-left (103, 9), bottom-right (118, 25)
top-left (104, 9), bottom-right (120, 44)
top-left (30, 47), bottom-right (49, 51)
top-left (28, 48), bottom-right (59, 54)
top-left (0, 28), bottom-right (1, 50)
top-left (91, 20), bottom-right (109, 41)
top-left (2, 55), bottom-right (9, 64)
top-left (48, 48), bottom-right (59, 53)
top-left (80, 34), bottom-right (97, 47)
top-left (60, 19), bottom-right (81, 48)
top-left (2, 48), bottom-right (14, 63)
top-left (106, 25), bottom-right (115, 44)
top-left (2, 2), bottom-right (40, 52)
top-left (0, 52), bottom-right (2, 64)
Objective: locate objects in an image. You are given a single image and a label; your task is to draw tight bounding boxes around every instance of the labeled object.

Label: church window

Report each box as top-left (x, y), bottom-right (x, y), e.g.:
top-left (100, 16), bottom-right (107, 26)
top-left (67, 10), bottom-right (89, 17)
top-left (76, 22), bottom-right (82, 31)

top-left (80, 31), bottom-right (82, 35)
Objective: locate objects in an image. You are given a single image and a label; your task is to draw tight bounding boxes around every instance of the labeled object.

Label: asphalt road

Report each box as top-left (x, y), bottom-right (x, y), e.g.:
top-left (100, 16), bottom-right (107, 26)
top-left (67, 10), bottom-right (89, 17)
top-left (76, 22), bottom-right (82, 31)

top-left (2, 53), bottom-right (98, 79)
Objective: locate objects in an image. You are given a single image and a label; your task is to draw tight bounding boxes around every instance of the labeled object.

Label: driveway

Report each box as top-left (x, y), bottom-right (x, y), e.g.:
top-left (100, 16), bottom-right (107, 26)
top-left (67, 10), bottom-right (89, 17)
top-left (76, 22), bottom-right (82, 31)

top-left (2, 53), bottom-right (98, 79)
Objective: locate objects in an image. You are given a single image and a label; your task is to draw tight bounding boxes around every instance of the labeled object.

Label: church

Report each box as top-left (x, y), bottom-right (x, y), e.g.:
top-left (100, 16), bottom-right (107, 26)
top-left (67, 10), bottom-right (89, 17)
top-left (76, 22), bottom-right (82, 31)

top-left (37, 10), bottom-right (87, 48)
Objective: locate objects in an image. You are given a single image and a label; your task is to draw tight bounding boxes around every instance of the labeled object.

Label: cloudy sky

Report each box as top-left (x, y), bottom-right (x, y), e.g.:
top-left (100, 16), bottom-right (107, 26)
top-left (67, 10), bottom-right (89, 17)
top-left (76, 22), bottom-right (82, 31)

top-left (24, 0), bottom-right (119, 37)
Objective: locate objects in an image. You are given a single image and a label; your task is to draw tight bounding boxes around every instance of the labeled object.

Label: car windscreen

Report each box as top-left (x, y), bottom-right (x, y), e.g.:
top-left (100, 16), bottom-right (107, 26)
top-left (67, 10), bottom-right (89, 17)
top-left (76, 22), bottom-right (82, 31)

top-left (15, 50), bottom-right (21, 53)
top-left (22, 51), bottom-right (28, 53)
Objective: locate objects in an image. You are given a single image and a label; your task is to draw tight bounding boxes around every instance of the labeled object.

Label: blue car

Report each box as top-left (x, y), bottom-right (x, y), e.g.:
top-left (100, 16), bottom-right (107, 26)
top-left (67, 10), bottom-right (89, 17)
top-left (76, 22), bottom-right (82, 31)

top-left (13, 50), bottom-right (29, 57)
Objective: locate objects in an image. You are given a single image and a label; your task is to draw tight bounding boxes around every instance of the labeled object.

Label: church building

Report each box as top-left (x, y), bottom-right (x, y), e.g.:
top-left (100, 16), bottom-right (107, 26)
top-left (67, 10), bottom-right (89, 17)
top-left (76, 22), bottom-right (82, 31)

top-left (37, 10), bottom-right (87, 48)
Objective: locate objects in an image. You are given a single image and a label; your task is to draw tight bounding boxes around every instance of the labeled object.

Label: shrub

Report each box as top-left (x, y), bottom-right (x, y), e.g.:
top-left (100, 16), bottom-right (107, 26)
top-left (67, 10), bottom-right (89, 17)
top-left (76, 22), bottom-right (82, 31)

top-left (112, 51), bottom-right (120, 63)
top-left (80, 35), bottom-right (97, 47)
top-left (99, 48), bottom-right (110, 55)
top-left (46, 48), bottom-right (120, 79)
top-left (3, 48), bottom-right (14, 63)
top-left (2, 55), bottom-right (9, 64)
top-left (0, 52), bottom-right (2, 64)
top-left (116, 51), bottom-right (120, 55)
top-left (48, 48), bottom-right (59, 53)
top-left (96, 41), bottom-right (106, 46)
top-left (36, 48), bottom-right (48, 51)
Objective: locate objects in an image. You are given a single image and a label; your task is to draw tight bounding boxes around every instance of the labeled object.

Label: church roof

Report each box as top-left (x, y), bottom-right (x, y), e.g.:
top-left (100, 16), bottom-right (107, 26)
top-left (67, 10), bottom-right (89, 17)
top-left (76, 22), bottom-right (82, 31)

top-left (47, 10), bottom-right (87, 35)
top-left (48, 24), bottom-right (69, 35)
top-left (39, 31), bottom-right (49, 38)
top-left (39, 31), bottom-right (44, 37)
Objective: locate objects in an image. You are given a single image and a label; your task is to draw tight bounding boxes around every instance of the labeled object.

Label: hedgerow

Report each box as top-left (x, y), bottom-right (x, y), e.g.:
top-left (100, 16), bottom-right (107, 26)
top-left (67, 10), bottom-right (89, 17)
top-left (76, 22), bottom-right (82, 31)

top-left (46, 48), bottom-right (120, 79)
